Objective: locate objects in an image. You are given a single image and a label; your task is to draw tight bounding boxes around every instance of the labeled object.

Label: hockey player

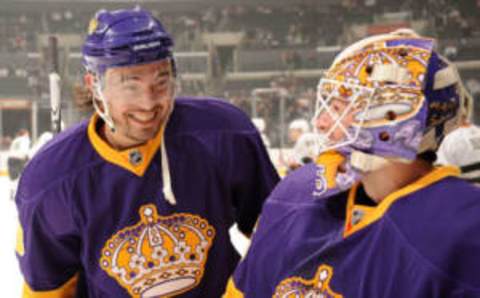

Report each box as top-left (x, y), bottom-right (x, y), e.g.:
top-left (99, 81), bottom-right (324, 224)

top-left (15, 7), bottom-right (279, 298)
top-left (7, 129), bottom-right (30, 181)
top-left (252, 117), bottom-right (271, 148)
top-left (436, 90), bottom-right (480, 186)
top-left (285, 118), bottom-right (311, 171)
top-left (437, 122), bottom-right (480, 186)
top-left (7, 129), bottom-right (31, 200)
top-left (289, 132), bottom-right (321, 168)
top-left (224, 31), bottom-right (480, 297)
top-left (287, 118), bottom-right (310, 146)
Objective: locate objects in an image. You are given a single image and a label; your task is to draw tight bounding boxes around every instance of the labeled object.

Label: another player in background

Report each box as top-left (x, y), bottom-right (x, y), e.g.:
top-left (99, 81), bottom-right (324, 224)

top-left (436, 88), bottom-right (480, 186)
top-left (28, 131), bottom-right (54, 159)
top-left (291, 132), bottom-right (324, 165)
top-left (7, 129), bottom-right (30, 179)
top-left (224, 30), bottom-right (480, 297)
top-left (287, 118), bottom-right (310, 146)
top-left (285, 118), bottom-right (311, 171)
top-left (15, 7), bottom-right (279, 298)
top-left (252, 117), bottom-right (271, 148)
top-left (6, 128), bottom-right (30, 199)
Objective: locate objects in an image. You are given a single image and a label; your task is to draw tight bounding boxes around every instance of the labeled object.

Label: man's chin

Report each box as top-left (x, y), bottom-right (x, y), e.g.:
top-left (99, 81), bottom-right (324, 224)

top-left (131, 127), bottom-right (161, 143)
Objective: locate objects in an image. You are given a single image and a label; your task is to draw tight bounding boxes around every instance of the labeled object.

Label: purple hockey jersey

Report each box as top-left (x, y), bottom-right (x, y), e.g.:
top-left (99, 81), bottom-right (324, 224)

top-left (225, 163), bottom-right (480, 297)
top-left (15, 98), bottom-right (279, 297)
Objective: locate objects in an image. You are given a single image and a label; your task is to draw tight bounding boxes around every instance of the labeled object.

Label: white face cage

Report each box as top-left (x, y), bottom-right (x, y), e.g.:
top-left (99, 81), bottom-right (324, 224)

top-left (312, 78), bottom-right (375, 153)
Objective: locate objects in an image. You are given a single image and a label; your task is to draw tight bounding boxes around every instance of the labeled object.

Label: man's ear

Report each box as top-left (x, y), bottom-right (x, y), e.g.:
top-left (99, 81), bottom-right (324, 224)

top-left (84, 73), bottom-right (95, 90)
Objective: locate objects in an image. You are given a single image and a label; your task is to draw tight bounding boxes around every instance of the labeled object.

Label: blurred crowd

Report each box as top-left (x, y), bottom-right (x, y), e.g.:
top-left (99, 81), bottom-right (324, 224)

top-left (1, 0), bottom-right (480, 150)
top-left (0, 1), bottom-right (479, 53)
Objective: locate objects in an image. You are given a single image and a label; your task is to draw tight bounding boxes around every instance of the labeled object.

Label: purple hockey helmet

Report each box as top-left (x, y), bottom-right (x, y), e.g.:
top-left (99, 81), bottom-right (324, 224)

top-left (82, 7), bottom-right (175, 76)
top-left (312, 30), bottom-right (470, 164)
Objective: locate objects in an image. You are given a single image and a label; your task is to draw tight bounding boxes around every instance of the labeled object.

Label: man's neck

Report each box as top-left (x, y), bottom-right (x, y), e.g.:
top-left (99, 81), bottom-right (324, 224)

top-left (361, 159), bottom-right (434, 204)
top-left (100, 123), bottom-right (141, 151)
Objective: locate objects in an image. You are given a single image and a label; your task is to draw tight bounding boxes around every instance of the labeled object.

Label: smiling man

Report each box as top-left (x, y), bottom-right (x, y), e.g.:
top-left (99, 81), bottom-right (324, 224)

top-left (15, 7), bottom-right (279, 298)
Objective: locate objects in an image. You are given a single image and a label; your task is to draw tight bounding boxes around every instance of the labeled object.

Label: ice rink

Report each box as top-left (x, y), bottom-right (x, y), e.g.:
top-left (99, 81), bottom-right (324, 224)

top-left (0, 176), bottom-right (23, 297)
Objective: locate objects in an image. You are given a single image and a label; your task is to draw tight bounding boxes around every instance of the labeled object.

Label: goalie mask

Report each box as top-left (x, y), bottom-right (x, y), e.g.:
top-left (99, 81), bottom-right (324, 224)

top-left (312, 30), bottom-right (471, 171)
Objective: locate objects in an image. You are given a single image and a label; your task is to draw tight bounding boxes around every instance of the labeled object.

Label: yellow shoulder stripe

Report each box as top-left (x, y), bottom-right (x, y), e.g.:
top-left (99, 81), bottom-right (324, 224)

top-left (344, 166), bottom-right (460, 237)
top-left (23, 273), bottom-right (78, 298)
top-left (87, 114), bottom-right (164, 177)
top-left (16, 224), bottom-right (24, 256)
top-left (223, 278), bottom-right (245, 298)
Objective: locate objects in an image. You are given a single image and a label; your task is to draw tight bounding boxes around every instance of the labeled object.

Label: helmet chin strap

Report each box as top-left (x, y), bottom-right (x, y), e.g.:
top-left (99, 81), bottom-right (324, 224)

top-left (92, 78), bottom-right (116, 132)
top-left (350, 150), bottom-right (411, 173)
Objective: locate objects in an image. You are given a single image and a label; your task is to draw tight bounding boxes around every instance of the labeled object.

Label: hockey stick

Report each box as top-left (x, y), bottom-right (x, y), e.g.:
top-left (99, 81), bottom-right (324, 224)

top-left (48, 36), bottom-right (62, 134)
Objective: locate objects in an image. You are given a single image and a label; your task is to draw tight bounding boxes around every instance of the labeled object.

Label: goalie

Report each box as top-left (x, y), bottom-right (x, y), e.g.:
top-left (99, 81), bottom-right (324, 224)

top-left (225, 30), bottom-right (480, 297)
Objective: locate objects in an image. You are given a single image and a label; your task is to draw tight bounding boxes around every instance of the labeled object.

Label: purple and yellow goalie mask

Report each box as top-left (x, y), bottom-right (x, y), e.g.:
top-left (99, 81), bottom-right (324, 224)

top-left (313, 31), bottom-right (467, 164)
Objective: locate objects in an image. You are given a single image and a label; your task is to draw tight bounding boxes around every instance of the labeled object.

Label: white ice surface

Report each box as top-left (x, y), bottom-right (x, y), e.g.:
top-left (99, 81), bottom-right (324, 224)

top-left (0, 176), bottom-right (23, 297)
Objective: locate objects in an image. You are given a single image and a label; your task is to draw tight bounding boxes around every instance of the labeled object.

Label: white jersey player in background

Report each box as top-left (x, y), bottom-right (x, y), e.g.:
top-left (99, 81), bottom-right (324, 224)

top-left (6, 129), bottom-right (30, 200)
top-left (252, 117), bottom-right (271, 148)
top-left (286, 118), bottom-right (312, 171)
top-left (436, 89), bottom-right (480, 185)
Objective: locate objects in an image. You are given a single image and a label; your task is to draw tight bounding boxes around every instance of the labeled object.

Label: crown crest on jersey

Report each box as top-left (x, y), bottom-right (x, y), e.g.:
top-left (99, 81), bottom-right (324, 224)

top-left (273, 264), bottom-right (343, 298)
top-left (100, 204), bottom-right (215, 297)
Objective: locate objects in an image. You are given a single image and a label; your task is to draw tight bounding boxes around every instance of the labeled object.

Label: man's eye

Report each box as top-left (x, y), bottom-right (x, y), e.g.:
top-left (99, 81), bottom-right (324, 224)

top-left (124, 85), bottom-right (138, 91)
top-left (156, 79), bottom-right (168, 87)
top-left (154, 81), bottom-right (169, 91)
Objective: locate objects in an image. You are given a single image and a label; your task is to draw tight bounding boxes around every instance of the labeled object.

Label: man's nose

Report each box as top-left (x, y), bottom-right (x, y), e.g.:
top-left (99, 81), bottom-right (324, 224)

top-left (138, 85), bottom-right (163, 108)
top-left (315, 111), bottom-right (333, 132)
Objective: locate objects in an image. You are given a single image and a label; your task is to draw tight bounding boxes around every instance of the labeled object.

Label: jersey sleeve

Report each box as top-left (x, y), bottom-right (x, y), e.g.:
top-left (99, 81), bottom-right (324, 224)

top-left (223, 181), bottom-right (300, 298)
top-left (15, 167), bottom-right (81, 297)
top-left (436, 131), bottom-right (458, 165)
top-left (222, 129), bottom-right (280, 235)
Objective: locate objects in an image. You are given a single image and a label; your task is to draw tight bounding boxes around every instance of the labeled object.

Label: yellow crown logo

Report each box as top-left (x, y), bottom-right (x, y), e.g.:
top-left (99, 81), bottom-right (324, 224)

top-left (273, 265), bottom-right (343, 298)
top-left (100, 204), bottom-right (215, 297)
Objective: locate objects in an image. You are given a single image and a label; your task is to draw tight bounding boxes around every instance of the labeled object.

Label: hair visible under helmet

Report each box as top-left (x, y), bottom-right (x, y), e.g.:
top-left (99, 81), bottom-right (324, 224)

top-left (313, 30), bottom-right (472, 172)
top-left (82, 7), bottom-right (178, 205)
top-left (82, 6), bottom-right (176, 131)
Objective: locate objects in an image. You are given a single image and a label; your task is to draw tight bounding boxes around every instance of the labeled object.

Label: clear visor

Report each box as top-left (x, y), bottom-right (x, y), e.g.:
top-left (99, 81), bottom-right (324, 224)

top-left (312, 79), bottom-right (375, 153)
top-left (95, 61), bottom-right (176, 104)
top-left (91, 61), bottom-right (176, 130)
